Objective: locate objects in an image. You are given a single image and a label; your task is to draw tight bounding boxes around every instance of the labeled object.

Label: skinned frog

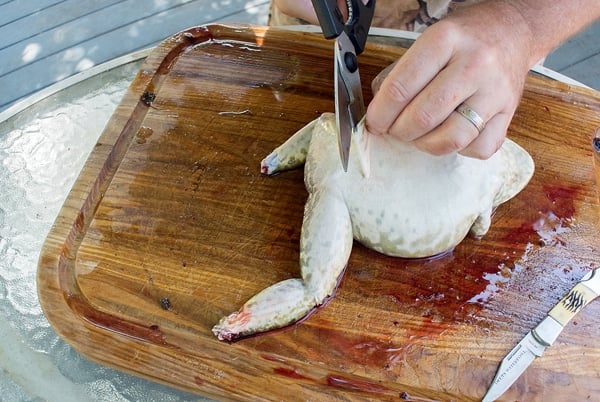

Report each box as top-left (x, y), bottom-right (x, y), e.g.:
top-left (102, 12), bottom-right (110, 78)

top-left (212, 112), bottom-right (534, 341)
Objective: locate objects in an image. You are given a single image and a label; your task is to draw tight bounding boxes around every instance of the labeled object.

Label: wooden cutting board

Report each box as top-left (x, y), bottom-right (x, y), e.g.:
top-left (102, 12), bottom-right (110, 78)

top-left (38, 24), bottom-right (600, 401)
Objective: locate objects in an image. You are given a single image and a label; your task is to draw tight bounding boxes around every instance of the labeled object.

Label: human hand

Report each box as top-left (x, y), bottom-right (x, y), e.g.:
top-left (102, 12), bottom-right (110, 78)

top-left (366, 1), bottom-right (538, 159)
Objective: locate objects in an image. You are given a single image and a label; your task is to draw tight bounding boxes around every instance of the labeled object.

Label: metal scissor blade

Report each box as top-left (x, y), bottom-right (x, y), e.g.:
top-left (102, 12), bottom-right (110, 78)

top-left (482, 331), bottom-right (546, 402)
top-left (334, 31), bottom-right (365, 171)
top-left (335, 63), bottom-right (351, 171)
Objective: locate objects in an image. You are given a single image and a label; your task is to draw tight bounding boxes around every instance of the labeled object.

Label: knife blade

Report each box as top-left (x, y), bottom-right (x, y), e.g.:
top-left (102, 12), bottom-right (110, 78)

top-left (482, 266), bottom-right (600, 401)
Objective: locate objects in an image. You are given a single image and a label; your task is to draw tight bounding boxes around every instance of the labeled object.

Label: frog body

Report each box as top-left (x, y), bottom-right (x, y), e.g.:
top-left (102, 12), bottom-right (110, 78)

top-left (212, 113), bottom-right (534, 341)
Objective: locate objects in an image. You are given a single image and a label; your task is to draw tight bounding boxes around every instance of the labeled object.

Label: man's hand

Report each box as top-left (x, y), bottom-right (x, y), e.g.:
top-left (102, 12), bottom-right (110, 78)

top-left (366, 1), bottom-right (535, 159)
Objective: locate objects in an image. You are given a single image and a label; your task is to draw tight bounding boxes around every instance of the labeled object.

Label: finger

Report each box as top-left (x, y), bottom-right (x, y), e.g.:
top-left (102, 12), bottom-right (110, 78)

top-left (412, 103), bottom-right (512, 159)
top-left (411, 95), bottom-right (501, 155)
top-left (371, 61), bottom-right (397, 96)
top-left (411, 108), bottom-right (480, 155)
top-left (366, 29), bottom-right (454, 136)
top-left (458, 112), bottom-right (513, 159)
top-left (386, 65), bottom-right (479, 142)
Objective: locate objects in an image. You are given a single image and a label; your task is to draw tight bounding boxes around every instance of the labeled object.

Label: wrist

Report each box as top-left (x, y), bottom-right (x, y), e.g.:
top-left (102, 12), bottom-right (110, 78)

top-left (495, 0), bottom-right (541, 67)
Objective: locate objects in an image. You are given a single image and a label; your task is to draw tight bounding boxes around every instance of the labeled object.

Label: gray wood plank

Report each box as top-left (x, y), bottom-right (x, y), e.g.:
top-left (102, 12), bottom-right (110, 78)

top-left (0, 0), bottom-right (123, 49)
top-left (0, 1), bottom-right (269, 110)
top-left (0, 0), bottom-right (198, 76)
top-left (545, 20), bottom-right (600, 71)
top-left (544, 20), bottom-right (600, 90)
top-left (0, 0), bottom-right (65, 27)
top-left (555, 53), bottom-right (600, 90)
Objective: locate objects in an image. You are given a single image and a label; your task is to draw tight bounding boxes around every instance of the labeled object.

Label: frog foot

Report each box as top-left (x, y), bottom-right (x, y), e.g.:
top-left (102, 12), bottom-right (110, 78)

top-left (212, 278), bottom-right (318, 341)
top-left (260, 117), bottom-right (317, 175)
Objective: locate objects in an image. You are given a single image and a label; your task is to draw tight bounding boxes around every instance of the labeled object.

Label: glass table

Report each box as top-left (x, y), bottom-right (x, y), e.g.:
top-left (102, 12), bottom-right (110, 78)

top-left (0, 26), bottom-right (590, 401)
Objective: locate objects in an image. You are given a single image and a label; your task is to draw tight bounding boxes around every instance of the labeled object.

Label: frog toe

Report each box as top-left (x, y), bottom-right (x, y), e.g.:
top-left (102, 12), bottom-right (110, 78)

top-left (260, 152), bottom-right (280, 175)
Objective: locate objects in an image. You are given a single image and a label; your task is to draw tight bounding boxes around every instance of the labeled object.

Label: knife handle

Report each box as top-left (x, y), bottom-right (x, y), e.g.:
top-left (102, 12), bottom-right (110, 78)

top-left (548, 278), bottom-right (599, 327)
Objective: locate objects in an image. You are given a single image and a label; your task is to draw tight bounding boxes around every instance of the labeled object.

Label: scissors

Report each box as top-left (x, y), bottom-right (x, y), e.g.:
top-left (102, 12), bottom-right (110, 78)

top-left (482, 266), bottom-right (600, 401)
top-left (311, 0), bottom-right (375, 171)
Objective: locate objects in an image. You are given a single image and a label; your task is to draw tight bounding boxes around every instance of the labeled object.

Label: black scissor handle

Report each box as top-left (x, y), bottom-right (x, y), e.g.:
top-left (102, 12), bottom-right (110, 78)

top-left (311, 0), bottom-right (375, 54)
top-left (311, 0), bottom-right (346, 39)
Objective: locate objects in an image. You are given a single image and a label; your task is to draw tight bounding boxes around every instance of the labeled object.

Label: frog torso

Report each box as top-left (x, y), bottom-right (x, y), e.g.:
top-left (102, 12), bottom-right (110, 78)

top-left (213, 113), bottom-right (534, 340)
top-left (303, 114), bottom-right (531, 258)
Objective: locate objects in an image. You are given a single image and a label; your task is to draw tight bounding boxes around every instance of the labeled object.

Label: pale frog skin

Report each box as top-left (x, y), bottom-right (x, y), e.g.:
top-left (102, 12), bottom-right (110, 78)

top-left (212, 113), bottom-right (534, 341)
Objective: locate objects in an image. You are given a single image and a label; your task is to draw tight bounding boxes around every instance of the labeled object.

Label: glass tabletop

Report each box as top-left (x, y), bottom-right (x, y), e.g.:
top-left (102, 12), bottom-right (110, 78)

top-left (0, 51), bottom-right (208, 402)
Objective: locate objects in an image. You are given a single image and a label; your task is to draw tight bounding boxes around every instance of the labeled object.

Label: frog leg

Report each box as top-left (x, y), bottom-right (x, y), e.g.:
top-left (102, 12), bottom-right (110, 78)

top-left (260, 117), bottom-right (319, 175)
top-left (470, 205), bottom-right (493, 237)
top-left (212, 188), bottom-right (353, 341)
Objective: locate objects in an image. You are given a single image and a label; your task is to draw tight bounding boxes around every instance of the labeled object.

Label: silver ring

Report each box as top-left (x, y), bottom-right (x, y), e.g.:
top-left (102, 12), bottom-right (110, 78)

top-left (455, 103), bottom-right (485, 133)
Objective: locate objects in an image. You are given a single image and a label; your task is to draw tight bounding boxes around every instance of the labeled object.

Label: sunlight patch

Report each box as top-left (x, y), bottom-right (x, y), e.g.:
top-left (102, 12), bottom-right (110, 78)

top-left (76, 58), bottom-right (95, 71)
top-left (22, 43), bottom-right (42, 63)
top-left (63, 47), bottom-right (85, 62)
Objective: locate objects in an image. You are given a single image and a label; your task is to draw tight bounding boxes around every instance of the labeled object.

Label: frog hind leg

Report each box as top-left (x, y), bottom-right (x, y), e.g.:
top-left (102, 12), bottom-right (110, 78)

top-left (260, 115), bottom-right (325, 175)
top-left (212, 188), bottom-right (353, 341)
top-left (470, 205), bottom-right (493, 238)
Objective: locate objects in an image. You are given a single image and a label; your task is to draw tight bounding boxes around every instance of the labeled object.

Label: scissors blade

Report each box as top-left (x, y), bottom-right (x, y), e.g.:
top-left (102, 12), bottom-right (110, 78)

top-left (483, 267), bottom-right (600, 401)
top-left (334, 31), bottom-right (365, 171)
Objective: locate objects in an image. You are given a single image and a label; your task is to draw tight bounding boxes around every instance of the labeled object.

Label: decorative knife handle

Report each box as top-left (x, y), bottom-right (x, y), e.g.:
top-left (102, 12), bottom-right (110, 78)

top-left (548, 268), bottom-right (600, 326)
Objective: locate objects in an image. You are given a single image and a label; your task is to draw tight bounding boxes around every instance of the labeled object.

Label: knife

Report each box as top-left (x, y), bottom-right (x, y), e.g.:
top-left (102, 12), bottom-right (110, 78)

top-left (482, 266), bottom-right (600, 401)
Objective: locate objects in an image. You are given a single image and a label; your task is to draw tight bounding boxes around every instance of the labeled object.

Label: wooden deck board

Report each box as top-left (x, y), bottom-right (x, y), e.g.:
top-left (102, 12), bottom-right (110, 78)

top-left (0, 0), bottom-right (123, 49)
top-left (556, 53), bottom-right (600, 91)
top-left (1, 0), bottom-right (184, 75)
top-left (0, 0), bottom-right (269, 110)
top-left (545, 20), bottom-right (600, 90)
top-left (0, 0), bottom-right (597, 112)
top-left (0, 0), bottom-right (63, 27)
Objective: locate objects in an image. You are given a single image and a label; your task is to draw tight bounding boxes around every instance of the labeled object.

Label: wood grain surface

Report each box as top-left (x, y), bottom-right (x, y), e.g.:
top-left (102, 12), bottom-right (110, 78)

top-left (38, 24), bottom-right (600, 401)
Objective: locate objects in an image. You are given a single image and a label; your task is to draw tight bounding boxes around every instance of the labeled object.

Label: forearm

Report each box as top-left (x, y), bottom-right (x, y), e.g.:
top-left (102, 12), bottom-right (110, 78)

top-left (488, 0), bottom-right (600, 65)
top-left (272, 0), bottom-right (319, 24)
top-left (273, 0), bottom-right (352, 25)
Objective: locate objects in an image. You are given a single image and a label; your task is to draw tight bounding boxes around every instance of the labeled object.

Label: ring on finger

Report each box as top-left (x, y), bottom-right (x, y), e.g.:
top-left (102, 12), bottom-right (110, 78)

top-left (455, 103), bottom-right (485, 134)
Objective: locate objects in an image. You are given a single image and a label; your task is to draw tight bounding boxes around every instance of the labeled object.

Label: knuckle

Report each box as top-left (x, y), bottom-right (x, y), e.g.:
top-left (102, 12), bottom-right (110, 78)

top-left (427, 19), bottom-right (461, 46)
top-left (381, 77), bottom-right (412, 105)
top-left (471, 49), bottom-right (499, 70)
top-left (411, 107), bottom-right (437, 132)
